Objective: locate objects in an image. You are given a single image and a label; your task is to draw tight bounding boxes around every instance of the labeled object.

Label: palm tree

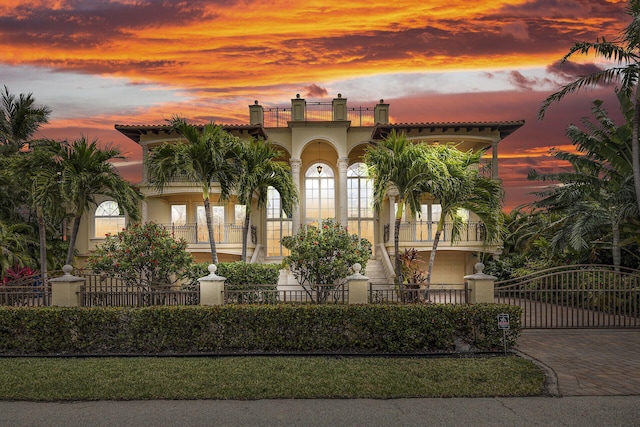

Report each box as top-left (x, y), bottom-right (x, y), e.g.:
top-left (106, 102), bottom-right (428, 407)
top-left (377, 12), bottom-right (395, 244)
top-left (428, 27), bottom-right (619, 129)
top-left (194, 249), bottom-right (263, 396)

top-left (46, 137), bottom-right (142, 265)
top-left (10, 141), bottom-right (66, 279)
top-left (424, 146), bottom-right (503, 290)
top-left (531, 94), bottom-right (640, 269)
top-left (0, 220), bottom-right (35, 278)
top-left (364, 130), bottom-right (448, 285)
top-left (0, 85), bottom-right (51, 155)
top-left (235, 138), bottom-right (298, 262)
top-left (145, 117), bottom-right (240, 264)
top-left (538, 0), bottom-right (640, 212)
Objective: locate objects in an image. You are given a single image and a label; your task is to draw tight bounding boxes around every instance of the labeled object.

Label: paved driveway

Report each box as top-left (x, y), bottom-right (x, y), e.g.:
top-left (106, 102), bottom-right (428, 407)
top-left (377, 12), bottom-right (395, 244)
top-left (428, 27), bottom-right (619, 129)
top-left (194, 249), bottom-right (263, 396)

top-left (516, 329), bottom-right (640, 396)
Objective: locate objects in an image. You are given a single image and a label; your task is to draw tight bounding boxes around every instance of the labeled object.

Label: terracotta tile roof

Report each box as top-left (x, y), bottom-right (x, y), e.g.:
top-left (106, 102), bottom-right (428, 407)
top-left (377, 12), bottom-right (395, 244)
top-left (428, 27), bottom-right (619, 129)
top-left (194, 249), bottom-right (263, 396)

top-left (114, 123), bottom-right (268, 143)
top-left (371, 120), bottom-right (525, 140)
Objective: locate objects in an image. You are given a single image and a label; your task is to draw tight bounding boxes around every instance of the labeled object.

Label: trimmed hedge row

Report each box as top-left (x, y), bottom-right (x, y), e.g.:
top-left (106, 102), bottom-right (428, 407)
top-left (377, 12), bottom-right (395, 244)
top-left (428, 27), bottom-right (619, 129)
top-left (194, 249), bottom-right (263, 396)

top-left (0, 304), bottom-right (522, 355)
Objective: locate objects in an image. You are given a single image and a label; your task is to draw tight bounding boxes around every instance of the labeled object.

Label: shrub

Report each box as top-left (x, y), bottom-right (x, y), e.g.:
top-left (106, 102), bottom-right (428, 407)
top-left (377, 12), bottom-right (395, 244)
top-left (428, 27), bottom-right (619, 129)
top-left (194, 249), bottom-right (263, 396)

top-left (87, 222), bottom-right (194, 287)
top-left (0, 304), bottom-right (522, 355)
top-left (282, 218), bottom-right (371, 297)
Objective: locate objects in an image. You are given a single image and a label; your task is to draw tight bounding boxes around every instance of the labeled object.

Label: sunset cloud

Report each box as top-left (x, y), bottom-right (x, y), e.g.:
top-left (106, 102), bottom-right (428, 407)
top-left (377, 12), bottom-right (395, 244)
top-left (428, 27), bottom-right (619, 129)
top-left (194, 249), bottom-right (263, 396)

top-left (0, 0), bottom-right (631, 211)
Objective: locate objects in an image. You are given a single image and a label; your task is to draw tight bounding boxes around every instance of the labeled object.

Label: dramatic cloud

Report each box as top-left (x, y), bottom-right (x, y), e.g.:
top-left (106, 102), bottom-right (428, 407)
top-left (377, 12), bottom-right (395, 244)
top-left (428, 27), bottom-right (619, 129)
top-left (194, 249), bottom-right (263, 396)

top-left (0, 0), bottom-right (631, 210)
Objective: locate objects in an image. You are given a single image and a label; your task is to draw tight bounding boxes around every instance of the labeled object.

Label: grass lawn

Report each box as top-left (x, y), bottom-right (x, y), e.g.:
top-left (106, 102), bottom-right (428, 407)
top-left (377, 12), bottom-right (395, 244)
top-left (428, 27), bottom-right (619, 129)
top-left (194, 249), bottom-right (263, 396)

top-left (0, 355), bottom-right (544, 400)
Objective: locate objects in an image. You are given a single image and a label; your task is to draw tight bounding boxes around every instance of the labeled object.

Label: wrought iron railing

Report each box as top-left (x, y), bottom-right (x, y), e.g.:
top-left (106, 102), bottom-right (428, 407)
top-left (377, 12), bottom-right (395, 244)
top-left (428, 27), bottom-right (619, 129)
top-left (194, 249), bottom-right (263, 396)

top-left (161, 223), bottom-right (246, 244)
top-left (263, 103), bottom-right (376, 127)
top-left (495, 265), bottom-right (640, 328)
top-left (385, 221), bottom-right (486, 243)
top-left (369, 283), bottom-right (468, 304)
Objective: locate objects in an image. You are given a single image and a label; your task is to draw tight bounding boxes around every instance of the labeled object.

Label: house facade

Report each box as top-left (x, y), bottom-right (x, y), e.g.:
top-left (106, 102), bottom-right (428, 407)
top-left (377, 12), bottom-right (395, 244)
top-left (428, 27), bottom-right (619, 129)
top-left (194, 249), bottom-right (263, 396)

top-left (75, 94), bottom-right (524, 286)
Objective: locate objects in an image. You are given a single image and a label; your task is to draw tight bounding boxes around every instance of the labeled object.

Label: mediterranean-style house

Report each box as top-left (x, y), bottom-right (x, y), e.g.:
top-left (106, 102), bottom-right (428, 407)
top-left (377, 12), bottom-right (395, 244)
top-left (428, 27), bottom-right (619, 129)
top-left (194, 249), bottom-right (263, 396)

top-left (74, 94), bottom-right (524, 286)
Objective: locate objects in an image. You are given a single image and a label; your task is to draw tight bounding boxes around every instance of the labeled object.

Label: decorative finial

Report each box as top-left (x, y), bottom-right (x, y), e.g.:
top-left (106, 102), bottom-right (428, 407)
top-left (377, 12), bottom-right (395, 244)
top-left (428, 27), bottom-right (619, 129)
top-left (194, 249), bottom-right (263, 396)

top-left (296, 94), bottom-right (300, 98)
top-left (254, 100), bottom-right (259, 105)
top-left (474, 262), bottom-right (485, 274)
top-left (380, 99), bottom-right (384, 104)
top-left (208, 264), bottom-right (217, 275)
top-left (337, 93), bottom-right (342, 98)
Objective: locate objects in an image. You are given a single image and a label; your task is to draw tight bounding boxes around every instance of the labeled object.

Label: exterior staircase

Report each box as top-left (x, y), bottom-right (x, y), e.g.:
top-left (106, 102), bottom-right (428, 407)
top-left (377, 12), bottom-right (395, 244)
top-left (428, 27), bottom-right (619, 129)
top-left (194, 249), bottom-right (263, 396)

top-left (363, 258), bottom-right (393, 288)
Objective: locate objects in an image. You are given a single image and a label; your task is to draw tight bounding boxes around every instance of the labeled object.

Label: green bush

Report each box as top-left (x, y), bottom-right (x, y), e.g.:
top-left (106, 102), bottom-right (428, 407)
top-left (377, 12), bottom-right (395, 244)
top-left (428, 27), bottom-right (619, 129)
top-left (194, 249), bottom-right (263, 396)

top-left (185, 261), bottom-right (281, 285)
top-left (0, 304), bottom-right (522, 355)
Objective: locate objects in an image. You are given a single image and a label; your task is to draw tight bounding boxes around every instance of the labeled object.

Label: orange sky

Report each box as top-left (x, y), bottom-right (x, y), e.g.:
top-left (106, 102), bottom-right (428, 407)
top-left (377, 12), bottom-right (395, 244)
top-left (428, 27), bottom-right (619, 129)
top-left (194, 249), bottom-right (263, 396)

top-left (0, 0), bottom-right (630, 210)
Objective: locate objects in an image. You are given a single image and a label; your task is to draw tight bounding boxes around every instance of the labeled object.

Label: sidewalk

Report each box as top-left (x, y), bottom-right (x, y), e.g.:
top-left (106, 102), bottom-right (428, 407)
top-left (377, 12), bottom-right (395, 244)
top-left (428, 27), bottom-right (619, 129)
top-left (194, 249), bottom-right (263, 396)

top-left (516, 329), bottom-right (640, 396)
top-left (1, 396), bottom-right (639, 427)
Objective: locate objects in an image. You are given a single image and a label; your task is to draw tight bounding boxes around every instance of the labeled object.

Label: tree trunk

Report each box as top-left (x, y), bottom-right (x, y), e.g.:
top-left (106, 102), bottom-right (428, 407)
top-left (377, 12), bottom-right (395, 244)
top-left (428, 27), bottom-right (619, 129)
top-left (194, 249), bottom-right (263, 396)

top-left (632, 85), bottom-right (640, 213)
top-left (242, 210), bottom-right (251, 262)
top-left (612, 219), bottom-right (621, 273)
top-left (36, 207), bottom-right (47, 281)
top-left (203, 198), bottom-right (218, 264)
top-left (65, 215), bottom-right (82, 266)
top-left (426, 219), bottom-right (444, 292)
top-left (394, 217), bottom-right (402, 286)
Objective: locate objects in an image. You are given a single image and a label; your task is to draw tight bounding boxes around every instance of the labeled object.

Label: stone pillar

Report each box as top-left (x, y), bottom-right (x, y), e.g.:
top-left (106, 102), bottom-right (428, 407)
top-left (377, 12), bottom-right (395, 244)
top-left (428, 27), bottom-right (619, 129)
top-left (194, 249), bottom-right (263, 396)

top-left (291, 94), bottom-right (306, 121)
top-left (290, 158), bottom-right (302, 231)
top-left (332, 94), bottom-right (347, 121)
top-left (141, 199), bottom-right (148, 223)
top-left (347, 263), bottom-right (369, 305)
top-left (491, 140), bottom-right (499, 180)
top-left (50, 265), bottom-right (85, 307)
top-left (374, 99), bottom-right (390, 124)
top-left (249, 100), bottom-right (264, 125)
top-left (464, 262), bottom-right (496, 304)
top-left (198, 264), bottom-right (227, 306)
top-left (337, 157), bottom-right (349, 227)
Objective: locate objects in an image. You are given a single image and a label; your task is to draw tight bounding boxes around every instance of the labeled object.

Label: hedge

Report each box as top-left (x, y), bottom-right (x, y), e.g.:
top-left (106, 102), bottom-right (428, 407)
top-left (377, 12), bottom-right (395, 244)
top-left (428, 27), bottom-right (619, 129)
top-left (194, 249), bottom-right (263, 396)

top-left (0, 304), bottom-right (522, 355)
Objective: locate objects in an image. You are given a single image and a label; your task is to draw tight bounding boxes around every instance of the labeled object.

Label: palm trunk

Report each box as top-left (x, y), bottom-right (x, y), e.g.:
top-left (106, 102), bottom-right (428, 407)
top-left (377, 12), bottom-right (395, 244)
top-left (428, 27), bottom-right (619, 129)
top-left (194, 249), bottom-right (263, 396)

top-left (65, 215), bottom-right (82, 266)
top-left (612, 220), bottom-right (621, 273)
top-left (203, 198), bottom-right (218, 264)
top-left (394, 217), bottom-right (402, 286)
top-left (242, 210), bottom-right (251, 262)
top-left (426, 218), bottom-right (445, 291)
top-left (633, 86), bottom-right (640, 213)
top-left (36, 207), bottom-right (47, 281)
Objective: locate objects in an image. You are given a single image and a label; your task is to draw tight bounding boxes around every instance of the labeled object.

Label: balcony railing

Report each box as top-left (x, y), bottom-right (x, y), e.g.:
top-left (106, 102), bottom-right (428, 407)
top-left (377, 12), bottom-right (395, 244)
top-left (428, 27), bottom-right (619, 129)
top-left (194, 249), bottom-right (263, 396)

top-left (263, 103), bottom-right (375, 127)
top-left (161, 223), bottom-right (255, 244)
top-left (386, 221), bottom-right (486, 244)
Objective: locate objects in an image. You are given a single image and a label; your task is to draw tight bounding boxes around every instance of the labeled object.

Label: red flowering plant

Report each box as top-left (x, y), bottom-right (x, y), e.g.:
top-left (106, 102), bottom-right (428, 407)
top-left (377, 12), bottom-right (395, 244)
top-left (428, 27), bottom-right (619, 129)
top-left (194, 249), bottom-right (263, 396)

top-left (87, 222), bottom-right (194, 288)
top-left (282, 218), bottom-right (371, 303)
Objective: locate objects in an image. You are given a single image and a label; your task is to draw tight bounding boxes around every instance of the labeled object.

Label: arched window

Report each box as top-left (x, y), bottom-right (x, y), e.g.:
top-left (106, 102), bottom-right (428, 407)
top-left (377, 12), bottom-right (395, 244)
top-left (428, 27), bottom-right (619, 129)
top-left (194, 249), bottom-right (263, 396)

top-left (94, 201), bottom-right (125, 237)
top-left (266, 186), bottom-right (292, 257)
top-left (347, 163), bottom-right (374, 244)
top-left (305, 163), bottom-right (335, 226)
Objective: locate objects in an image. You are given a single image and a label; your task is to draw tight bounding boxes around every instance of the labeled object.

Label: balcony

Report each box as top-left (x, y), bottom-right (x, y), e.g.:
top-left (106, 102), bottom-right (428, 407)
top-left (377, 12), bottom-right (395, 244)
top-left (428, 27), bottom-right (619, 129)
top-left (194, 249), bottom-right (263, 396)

top-left (385, 221), bottom-right (487, 245)
top-left (161, 224), bottom-right (256, 245)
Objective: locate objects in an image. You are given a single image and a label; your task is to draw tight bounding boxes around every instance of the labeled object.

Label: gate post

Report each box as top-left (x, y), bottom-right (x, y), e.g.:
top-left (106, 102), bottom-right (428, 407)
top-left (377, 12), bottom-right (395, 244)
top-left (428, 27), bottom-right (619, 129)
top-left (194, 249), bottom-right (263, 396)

top-left (464, 262), bottom-right (496, 304)
top-left (347, 263), bottom-right (369, 305)
top-left (198, 264), bottom-right (226, 306)
top-left (50, 265), bottom-right (85, 307)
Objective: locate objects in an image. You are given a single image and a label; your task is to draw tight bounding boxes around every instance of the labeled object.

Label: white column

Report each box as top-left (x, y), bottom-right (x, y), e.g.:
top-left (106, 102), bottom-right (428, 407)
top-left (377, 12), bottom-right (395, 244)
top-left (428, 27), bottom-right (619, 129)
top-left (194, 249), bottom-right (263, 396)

top-left (290, 159), bottom-right (302, 232)
top-left (337, 157), bottom-right (349, 227)
top-left (141, 200), bottom-right (148, 223)
top-left (491, 140), bottom-right (499, 180)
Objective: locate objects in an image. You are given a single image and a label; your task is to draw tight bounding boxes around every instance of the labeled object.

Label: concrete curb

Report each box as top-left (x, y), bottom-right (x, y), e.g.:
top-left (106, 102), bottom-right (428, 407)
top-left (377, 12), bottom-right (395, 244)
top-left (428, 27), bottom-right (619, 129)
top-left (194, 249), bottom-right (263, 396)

top-left (513, 349), bottom-right (560, 397)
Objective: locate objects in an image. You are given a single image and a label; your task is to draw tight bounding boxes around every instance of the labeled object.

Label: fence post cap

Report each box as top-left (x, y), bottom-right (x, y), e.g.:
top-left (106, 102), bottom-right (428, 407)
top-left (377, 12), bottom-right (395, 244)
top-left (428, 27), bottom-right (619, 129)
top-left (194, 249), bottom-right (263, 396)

top-left (62, 264), bottom-right (73, 276)
top-left (347, 263), bottom-right (369, 281)
top-left (198, 264), bottom-right (227, 282)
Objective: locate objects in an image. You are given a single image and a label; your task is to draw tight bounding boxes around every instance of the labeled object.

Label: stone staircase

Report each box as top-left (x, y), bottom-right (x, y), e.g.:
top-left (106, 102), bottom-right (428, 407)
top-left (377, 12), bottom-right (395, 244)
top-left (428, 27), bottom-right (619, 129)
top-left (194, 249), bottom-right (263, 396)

top-left (363, 258), bottom-right (392, 287)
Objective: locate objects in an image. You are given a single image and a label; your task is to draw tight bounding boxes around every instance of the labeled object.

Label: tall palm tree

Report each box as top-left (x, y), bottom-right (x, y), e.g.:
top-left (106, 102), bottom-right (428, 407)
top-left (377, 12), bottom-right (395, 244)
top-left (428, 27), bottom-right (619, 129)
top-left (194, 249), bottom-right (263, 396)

top-left (364, 130), bottom-right (448, 284)
top-left (235, 138), bottom-right (298, 262)
top-left (0, 85), bottom-right (51, 155)
top-left (46, 137), bottom-right (142, 265)
top-left (424, 146), bottom-right (503, 290)
top-left (538, 0), bottom-right (640, 212)
top-left (11, 141), bottom-right (66, 279)
top-left (145, 117), bottom-right (240, 264)
top-left (531, 94), bottom-right (640, 269)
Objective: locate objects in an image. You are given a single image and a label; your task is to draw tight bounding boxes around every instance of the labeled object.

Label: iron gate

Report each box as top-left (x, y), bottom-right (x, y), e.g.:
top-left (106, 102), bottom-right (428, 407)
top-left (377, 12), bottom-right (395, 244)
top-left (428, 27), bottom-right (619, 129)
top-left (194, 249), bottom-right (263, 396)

top-left (494, 265), bottom-right (640, 329)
